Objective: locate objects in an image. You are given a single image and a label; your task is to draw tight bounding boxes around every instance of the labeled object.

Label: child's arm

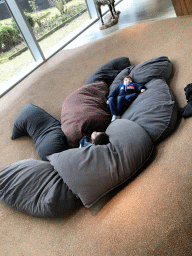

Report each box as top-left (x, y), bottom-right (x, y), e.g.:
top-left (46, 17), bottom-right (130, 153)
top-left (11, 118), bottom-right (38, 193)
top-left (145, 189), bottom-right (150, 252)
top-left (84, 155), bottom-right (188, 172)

top-left (141, 88), bottom-right (146, 93)
top-left (135, 83), bottom-right (146, 93)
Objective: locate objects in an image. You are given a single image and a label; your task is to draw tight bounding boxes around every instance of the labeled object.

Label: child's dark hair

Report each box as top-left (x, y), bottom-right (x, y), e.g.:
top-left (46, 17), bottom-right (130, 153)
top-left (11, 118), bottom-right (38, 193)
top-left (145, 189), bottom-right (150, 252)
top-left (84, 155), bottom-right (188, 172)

top-left (94, 132), bottom-right (109, 145)
top-left (124, 76), bottom-right (133, 80)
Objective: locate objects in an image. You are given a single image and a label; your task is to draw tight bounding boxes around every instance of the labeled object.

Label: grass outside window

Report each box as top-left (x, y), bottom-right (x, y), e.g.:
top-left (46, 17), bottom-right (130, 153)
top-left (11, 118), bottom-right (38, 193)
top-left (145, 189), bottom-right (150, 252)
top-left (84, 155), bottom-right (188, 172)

top-left (0, 0), bottom-right (88, 84)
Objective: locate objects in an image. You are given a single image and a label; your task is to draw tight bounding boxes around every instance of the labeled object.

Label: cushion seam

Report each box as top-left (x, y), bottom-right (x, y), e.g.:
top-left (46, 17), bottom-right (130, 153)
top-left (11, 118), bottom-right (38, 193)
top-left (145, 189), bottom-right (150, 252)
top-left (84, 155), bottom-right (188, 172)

top-left (154, 89), bottom-right (175, 141)
top-left (158, 60), bottom-right (169, 79)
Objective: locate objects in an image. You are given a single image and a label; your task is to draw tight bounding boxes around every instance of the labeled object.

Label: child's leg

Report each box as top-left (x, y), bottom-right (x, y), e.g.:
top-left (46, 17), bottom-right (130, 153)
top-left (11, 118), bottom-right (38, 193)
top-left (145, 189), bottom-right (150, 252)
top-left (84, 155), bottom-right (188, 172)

top-left (108, 97), bottom-right (118, 116)
top-left (117, 96), bottom-right (130, 115)
top-left (126, 93), bottom-right (138, 101)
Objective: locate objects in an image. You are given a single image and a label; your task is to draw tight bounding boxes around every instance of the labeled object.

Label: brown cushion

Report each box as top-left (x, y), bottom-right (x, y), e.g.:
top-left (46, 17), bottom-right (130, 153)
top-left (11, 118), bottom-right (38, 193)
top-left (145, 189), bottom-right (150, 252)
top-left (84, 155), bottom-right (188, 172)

top-left (61, 81), bottom-right (111, 148)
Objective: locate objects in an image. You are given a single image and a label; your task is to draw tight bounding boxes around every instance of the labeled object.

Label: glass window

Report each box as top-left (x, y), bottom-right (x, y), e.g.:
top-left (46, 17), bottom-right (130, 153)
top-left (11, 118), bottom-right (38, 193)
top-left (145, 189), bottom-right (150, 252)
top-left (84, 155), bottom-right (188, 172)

top-left (26, 0), bottom-right (90, 56)
top-left (0, 0), bottom-right (35, 94)
top-left (0, 0), bottom-right (96, 96)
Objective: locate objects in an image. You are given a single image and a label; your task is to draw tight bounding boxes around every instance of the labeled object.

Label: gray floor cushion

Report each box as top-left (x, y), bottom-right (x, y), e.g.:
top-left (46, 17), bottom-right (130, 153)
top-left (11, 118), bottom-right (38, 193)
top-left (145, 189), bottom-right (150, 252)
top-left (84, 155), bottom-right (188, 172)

top-left (122, 78), bottom-right (177, 142)
top-left (48, 119), bottom-right (154, 208)
top-left (11, 104), bottom-right (68, 161)
top-left (129, 55), bottom-right (172, 84)
top-left (0, 159), bottom-right (80, 217)
top-left (85, 56), bottom-right (130, 86)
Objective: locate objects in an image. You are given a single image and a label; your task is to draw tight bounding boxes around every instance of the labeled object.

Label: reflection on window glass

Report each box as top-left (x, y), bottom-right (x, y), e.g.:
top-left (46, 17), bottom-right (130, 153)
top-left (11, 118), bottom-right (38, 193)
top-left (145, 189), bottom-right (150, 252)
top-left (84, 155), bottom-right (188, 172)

top-left (0, 1), bottom-right (35, 87)
top-left (26, 0), bottom-right (89, 54)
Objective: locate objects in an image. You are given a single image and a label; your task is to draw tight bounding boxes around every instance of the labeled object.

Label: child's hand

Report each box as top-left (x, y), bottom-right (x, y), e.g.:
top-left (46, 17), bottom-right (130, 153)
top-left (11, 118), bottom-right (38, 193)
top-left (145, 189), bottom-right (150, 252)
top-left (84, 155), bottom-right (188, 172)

top-left (141, 89), bottom-right (146, 93)
top-left (106, 100), bottom-right (109, 104)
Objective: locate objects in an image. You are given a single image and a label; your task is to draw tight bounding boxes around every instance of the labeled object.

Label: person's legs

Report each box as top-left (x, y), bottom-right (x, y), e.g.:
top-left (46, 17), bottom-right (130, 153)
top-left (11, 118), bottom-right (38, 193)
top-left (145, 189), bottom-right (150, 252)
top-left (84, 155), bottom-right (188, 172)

top-left (127, 93), bottom-right (138, 101)
top-left (108, 97), bottom-right (121, 121)
top-left (108, 97), bottom-right (118, 116)
top-left (117, 96), bottom-right (130, 115)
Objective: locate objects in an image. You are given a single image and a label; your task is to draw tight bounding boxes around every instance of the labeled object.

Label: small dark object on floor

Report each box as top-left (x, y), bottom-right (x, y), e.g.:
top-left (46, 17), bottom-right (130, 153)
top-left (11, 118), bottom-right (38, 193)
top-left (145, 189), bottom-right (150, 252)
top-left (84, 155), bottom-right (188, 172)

top-left (95, 0), bottom-right (118, 25)
top-left (179, 83), bottom-right (192, 118)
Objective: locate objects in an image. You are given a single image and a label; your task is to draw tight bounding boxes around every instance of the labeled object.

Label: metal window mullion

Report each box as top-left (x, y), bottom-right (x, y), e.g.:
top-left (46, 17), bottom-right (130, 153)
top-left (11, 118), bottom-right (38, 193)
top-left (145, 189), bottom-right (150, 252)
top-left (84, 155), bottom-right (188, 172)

top-left (5, 0), bottom-right (45, 62)
top-left (85, 0), bottom-right (98, 19)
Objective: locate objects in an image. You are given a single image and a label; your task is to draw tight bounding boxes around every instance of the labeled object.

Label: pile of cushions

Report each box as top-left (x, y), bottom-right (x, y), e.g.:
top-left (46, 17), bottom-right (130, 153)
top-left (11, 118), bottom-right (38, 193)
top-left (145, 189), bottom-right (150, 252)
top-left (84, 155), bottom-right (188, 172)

top-left (0, 56), bottom-right (177, 217)
top-left (48, 119), bottom-right (153, 207)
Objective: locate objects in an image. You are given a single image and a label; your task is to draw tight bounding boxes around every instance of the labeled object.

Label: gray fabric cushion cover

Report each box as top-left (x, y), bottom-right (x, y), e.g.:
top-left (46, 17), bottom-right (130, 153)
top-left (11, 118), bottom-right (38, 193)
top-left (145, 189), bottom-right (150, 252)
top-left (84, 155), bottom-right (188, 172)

top-left (121, 79), bottom-right (177, 142)
top-left (129, 56), bottom-right (172, 83)
top-left (48, 119), bottom-right (154, 208)
top-left (108, 56), bottom-right (177, 142)
top-left (85, 57), bottom-right (131, 86)
top-left (0, 159), bottom-right (79, 217)
top-left (109, 56), bottom-right (172, 93)
top-left (11, 104), bottom-right (68, 161)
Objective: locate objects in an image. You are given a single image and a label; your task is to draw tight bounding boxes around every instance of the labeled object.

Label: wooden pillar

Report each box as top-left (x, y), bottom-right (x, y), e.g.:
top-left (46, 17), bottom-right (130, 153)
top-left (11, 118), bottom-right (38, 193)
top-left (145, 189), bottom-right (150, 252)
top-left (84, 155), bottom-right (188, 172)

top-left (172, 0), bottom-right (192, 16)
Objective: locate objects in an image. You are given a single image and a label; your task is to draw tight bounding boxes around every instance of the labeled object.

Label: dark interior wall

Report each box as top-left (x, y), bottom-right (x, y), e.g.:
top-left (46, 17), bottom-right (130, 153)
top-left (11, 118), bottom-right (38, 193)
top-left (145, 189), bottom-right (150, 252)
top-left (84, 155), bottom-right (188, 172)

top-left (172, 0), bottom-right (192, 16)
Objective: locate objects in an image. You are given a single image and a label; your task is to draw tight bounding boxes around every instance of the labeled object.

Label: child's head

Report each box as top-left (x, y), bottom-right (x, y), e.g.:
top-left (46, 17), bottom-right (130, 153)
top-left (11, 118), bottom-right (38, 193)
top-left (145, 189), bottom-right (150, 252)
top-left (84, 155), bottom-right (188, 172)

top-left (91, 131), bottom-right (109, 145)
top-left (123, 76), bottom-right (132, 85)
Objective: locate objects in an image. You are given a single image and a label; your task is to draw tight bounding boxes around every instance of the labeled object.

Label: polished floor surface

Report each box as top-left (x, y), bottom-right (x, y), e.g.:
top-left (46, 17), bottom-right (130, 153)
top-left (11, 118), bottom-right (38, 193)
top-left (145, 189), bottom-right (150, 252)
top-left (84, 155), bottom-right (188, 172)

top-left (65, 0), bottom-right (176, 49)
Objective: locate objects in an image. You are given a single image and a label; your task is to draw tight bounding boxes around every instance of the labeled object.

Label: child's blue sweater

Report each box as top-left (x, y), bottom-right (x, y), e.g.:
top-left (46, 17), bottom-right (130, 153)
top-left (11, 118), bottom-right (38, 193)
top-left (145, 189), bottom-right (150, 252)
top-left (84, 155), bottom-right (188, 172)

top-left (108, 82), bottom-right (145, 100)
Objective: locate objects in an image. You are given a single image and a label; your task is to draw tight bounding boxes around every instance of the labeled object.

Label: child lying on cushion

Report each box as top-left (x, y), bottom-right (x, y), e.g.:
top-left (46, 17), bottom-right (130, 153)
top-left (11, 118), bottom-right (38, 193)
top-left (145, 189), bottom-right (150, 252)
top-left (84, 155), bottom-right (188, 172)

top-left (107, 76), bottom-right (146, 122)
top-left (79, 131), bottom-right (109, 148)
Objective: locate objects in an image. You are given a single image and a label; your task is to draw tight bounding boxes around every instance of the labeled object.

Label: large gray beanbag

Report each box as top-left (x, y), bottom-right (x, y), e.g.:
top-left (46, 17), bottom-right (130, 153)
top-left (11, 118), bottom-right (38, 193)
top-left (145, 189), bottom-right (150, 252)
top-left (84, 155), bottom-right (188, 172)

top-left (122, 78), bottom-right (177, 142)
top-left (48, 119), bottom-right (154, 208)
top-left (0, 159), bottom-right (80, 217)
top-left (129, 55), bottom-right (172, 84)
